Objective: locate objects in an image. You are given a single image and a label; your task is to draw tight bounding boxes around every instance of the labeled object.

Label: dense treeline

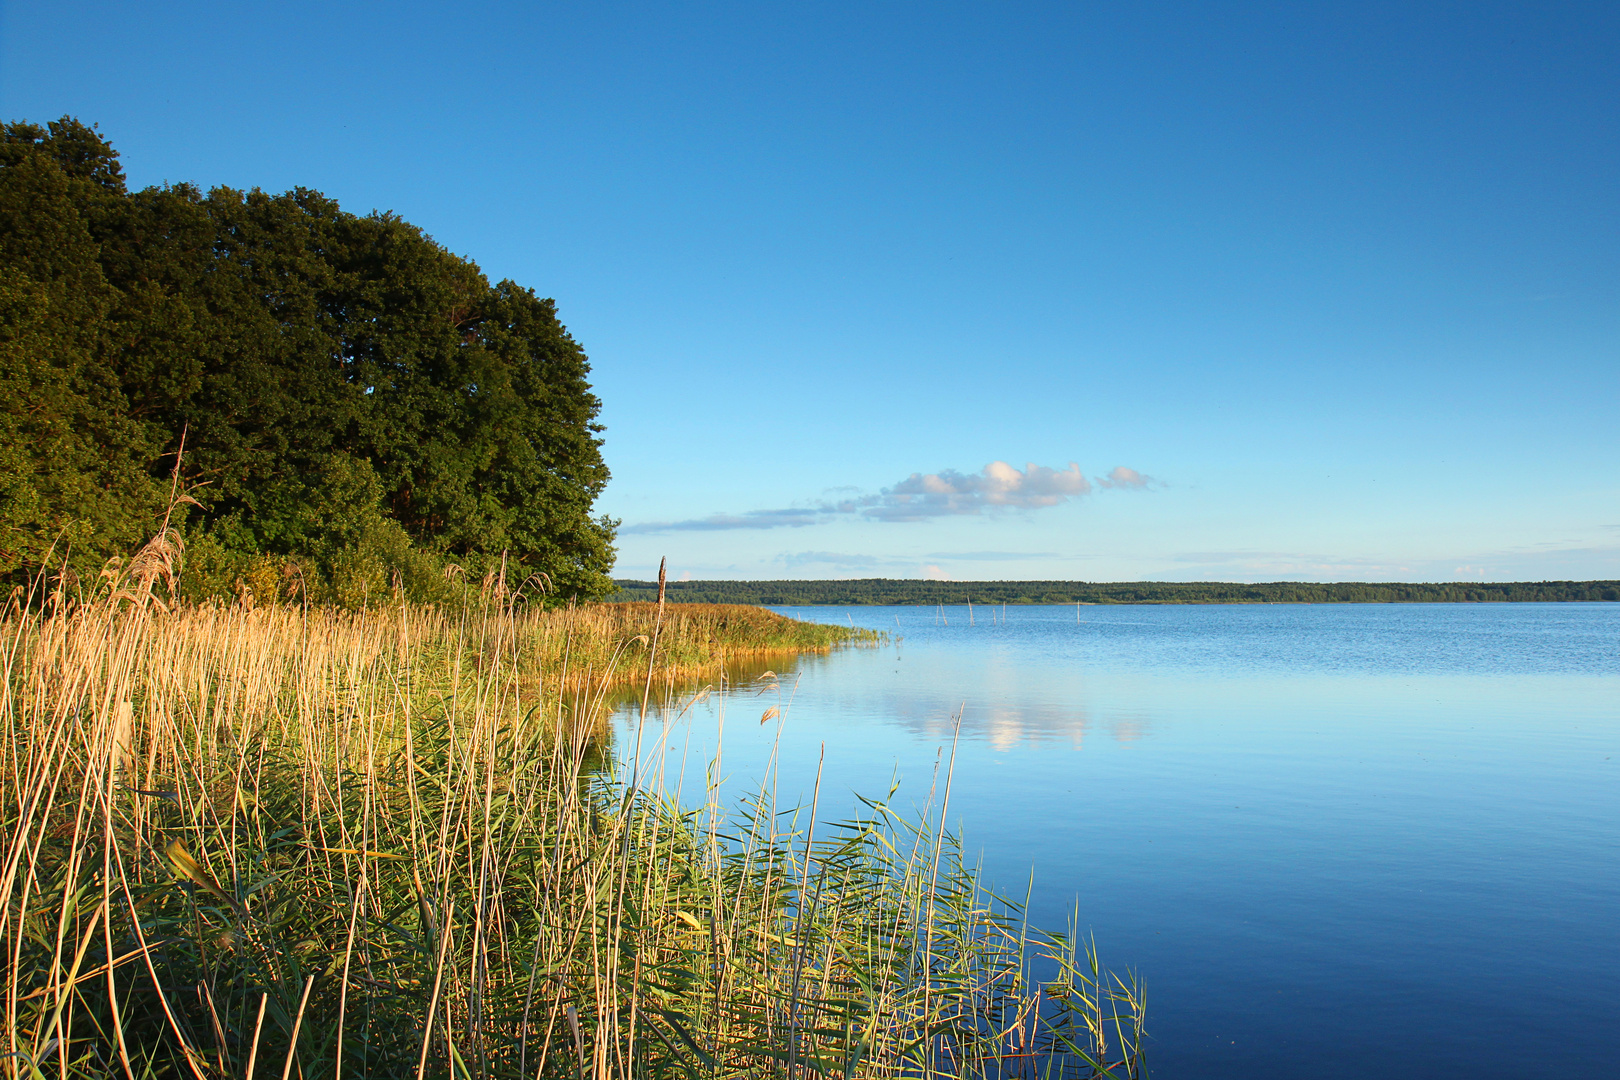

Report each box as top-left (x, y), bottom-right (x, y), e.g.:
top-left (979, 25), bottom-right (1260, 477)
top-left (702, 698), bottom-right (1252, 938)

top-left (1, 117), bottom-right (616, 604)
top-left (611, 578), bottom-right (1620, 605)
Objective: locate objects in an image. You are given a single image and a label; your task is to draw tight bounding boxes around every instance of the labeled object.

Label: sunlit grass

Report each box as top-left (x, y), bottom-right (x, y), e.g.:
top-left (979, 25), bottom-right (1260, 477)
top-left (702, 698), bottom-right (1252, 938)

top-left (2, 547), bottom-right (1145, 1079)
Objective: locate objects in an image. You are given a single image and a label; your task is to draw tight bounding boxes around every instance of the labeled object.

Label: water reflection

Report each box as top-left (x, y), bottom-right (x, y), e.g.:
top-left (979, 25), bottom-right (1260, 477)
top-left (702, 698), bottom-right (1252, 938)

top-left (625, 650), bottom-right (811, 716)
top-left (611, 603), bottom-right (1620, 1080)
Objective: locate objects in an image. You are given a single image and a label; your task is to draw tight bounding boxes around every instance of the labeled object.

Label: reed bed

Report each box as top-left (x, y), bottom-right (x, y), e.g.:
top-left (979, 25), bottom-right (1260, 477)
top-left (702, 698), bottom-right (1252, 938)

top-left (520, 601), bottom-right (877, 697)
top-left (2, 558), bottom-right (1145, 1079)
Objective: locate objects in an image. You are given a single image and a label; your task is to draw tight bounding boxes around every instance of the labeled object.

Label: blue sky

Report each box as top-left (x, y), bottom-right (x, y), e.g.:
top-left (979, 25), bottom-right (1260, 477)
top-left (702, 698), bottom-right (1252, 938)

top-left (4, 1), bottom-right (1616, 582)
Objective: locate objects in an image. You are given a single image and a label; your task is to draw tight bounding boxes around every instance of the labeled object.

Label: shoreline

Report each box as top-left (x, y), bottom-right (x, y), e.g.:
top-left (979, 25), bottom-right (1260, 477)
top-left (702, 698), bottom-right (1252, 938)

top-left (610, 578), bottom-right (1620, 606)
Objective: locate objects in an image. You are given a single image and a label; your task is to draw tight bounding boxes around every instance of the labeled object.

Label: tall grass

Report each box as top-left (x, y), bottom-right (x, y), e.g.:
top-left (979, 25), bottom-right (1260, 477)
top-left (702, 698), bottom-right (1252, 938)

top-left (2, 553), bottom-right (1145, 1079)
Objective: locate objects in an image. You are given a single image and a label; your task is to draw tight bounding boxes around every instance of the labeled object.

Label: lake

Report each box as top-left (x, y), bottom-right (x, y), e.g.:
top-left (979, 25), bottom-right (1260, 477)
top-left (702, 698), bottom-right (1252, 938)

top-left (610, 603), bottom-right (1620, 1078)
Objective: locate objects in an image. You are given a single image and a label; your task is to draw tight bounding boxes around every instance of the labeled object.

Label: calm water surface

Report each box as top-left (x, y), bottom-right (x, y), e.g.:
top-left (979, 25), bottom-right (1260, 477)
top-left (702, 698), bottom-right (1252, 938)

top-left (611, 604), bottom-right (1620, 1078)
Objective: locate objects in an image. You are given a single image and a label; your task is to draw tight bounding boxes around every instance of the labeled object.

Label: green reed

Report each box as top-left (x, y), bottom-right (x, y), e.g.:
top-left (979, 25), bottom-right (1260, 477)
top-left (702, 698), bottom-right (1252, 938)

top-left (1, 550), bottom-right (1143, 1079)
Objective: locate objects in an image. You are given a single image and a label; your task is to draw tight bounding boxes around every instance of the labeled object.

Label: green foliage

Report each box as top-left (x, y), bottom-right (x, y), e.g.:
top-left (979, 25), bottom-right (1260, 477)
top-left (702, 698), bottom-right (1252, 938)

top-left (0, 123), bottom-right (163, 579)
top-left (0, 117), bottom-right (617, 603)
top-left (611, 577), bottom-right (1620, 605)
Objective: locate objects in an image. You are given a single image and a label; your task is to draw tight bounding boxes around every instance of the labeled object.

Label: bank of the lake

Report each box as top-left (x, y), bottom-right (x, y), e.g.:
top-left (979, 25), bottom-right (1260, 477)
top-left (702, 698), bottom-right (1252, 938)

top-left (611, 578), bottom-right (1620, 606)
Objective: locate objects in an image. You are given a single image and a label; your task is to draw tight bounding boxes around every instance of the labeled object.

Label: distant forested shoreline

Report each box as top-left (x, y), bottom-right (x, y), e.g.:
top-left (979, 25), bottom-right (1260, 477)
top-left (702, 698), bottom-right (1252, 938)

top-left (610, 578), bottom-right (1620, 605)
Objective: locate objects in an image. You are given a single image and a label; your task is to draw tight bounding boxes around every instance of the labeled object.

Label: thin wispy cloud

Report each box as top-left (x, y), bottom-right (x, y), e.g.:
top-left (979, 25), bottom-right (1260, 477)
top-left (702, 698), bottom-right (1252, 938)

top-left (624, 460), bottom-right (1152, 534)
top-left (776, 550), bottom-right (1068, 574)
top-left (924, 550), bottom-right (1064, 561)
top-left (1171, 550), bottom-right (1418, 578)
top-left (1094, 466), bottom-right (1154, 490)
top-left (619, 508), bottom-right (821, 534)
top-left (776, 551), bottom-right (903, 571)
top-left (1169, 542), bottom-right (1620, 583)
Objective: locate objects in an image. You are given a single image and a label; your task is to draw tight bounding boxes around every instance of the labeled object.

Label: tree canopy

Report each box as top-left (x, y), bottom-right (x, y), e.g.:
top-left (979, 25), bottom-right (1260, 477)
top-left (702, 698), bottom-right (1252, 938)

top-left (1, 117), bottom-right (616, 603)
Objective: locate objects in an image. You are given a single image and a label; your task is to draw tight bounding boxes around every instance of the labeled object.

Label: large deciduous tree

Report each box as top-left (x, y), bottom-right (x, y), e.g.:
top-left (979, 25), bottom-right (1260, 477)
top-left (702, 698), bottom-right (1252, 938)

top-left (0, 118), bottom-right (616, 601)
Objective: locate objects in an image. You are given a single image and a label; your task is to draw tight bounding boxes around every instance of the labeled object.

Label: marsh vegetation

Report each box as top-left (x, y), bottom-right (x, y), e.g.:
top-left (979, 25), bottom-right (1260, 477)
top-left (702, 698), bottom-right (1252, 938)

top-left (2, 551), bottom-right (1146, 1079)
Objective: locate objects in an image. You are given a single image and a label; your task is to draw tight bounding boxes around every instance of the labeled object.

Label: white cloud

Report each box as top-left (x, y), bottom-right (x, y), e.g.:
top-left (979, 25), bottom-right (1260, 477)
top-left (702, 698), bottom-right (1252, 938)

top-left (622, 459), bottom-right (1152, 534)
top-left (866, 461), bottom-right (1092, 520)
top-left (1095, 466), bottom-right (1153, 490)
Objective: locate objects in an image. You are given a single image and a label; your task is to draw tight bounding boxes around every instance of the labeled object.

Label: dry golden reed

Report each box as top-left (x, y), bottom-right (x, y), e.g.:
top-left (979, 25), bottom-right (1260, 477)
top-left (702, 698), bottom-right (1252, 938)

top-left (1, 553), bottom-right (1145, 1079)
